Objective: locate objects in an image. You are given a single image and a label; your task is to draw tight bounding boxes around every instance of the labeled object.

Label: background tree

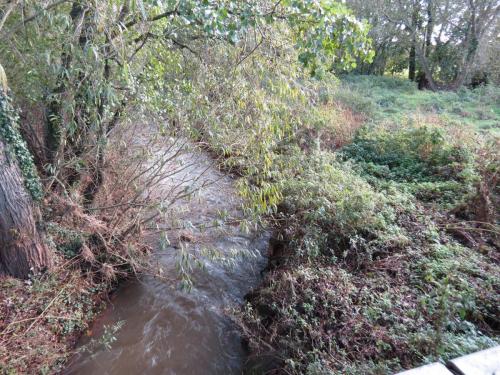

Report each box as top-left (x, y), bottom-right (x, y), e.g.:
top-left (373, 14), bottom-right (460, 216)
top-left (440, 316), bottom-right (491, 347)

top-left (346, 0), bottom-right (403, 75)
top-left (347, 0), bottom-right (500, 89)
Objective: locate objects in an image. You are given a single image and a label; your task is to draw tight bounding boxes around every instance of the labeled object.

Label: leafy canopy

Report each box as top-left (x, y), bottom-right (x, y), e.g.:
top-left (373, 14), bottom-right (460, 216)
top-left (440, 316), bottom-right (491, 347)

top-left (122, 0), bottom-right (373, 75)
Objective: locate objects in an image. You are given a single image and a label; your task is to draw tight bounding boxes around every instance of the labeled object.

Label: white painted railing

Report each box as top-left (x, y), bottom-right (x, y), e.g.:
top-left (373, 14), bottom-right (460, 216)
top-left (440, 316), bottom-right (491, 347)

top-left (397, 346), bottom-right (500, 375)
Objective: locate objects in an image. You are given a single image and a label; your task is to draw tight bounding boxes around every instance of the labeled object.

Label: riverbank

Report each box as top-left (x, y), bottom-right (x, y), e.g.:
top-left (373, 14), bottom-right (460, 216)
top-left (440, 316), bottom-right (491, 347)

top-left (0, 264), bottom-right (111, 373)
top-left (186, 75), bottom-right (500, 374)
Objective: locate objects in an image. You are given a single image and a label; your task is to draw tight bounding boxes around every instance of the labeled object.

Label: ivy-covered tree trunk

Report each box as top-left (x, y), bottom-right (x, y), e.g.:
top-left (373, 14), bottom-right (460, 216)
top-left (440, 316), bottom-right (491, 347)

top-left (0, 139), bottom-right (51, 278)
top-left (0, 87), bottom-right (51, 278)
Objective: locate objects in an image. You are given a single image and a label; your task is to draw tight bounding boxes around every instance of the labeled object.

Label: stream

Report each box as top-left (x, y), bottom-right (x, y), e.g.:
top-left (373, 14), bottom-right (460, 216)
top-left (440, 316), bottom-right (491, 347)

top-left (65, 142), bottom-right (269, 375)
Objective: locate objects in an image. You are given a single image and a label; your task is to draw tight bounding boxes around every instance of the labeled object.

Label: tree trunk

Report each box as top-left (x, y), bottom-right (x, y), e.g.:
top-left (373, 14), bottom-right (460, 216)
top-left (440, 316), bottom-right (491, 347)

top-left (0, 80), bottom-right (51, 278)
top-left (45, 2), bottom-right (86, 166)
top-left (450, 4), bottom-right (480, 89)
top-left (425, 0), bottom-right (433, 58)
top-left (408, 5), bottom-right (419, 81)
top-left (415, 43), bottom-right (439, 90)
top-left (409, 42), bottom-right (416, 81)
top-left (0, 137), bottom-right (52, 278)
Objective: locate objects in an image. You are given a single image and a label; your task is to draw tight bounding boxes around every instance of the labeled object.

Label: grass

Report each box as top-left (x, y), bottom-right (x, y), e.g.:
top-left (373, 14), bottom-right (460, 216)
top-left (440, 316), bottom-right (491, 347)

top-left (335, 75), bottom-right (500, 134)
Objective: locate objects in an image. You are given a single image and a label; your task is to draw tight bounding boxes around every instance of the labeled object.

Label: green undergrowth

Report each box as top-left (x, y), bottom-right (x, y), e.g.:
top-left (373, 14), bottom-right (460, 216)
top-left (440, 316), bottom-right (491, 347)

top-left (179, 66), bottom-right (499, 374)
top-left (342, 124), bottom-right (479, 207)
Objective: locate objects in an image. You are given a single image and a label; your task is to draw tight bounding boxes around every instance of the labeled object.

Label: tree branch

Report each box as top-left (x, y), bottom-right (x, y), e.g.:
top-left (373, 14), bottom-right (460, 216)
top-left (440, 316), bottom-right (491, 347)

top-left (124, 7), bottom-right (180, 29)
top-left (0, 0), bottom-right (18, 32)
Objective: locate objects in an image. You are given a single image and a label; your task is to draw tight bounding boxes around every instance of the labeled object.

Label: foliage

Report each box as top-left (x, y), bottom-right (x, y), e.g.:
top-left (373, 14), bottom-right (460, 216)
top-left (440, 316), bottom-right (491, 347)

top-left (0, 90), bottom-right (43, 200)
top-left (79, 321), bottom-right (125, 353)
top-left (0, 0), bottom-right (373, 221)
top-left (276, 152), bottom-right (399, 261)
top-left (46, 223), bottom-right (86, 259)
top-left (242, 238), bottom-right (499, 373)
top-left (177, 42), bottom-right (499, 372)
top-left (342, 123), bottom-right (480, 206)
top-left (344, 125), bottom-right (472, 183)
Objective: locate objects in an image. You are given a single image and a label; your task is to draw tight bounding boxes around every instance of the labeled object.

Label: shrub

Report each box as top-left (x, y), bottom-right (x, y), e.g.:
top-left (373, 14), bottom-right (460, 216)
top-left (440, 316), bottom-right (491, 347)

top-left (342, 124), bottom-right (478, 206)
top-left (277, 152), bottom-right (393, 260)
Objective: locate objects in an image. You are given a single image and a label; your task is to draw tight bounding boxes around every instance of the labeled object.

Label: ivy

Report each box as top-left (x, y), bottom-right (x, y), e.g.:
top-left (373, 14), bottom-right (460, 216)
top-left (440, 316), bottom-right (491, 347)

top-left (0, 91), bottom-right (43, 201)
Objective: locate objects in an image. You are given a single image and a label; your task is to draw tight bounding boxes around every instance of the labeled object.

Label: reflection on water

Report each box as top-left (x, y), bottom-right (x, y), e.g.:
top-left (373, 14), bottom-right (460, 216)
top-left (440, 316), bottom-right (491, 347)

top-left (65, 145), bottom-right (268, 375)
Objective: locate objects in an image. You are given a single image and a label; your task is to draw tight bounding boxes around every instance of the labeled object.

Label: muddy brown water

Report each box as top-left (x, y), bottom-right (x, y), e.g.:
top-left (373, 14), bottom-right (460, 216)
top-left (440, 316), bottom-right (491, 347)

top-left (65, 144), bottom-right (269, 375)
